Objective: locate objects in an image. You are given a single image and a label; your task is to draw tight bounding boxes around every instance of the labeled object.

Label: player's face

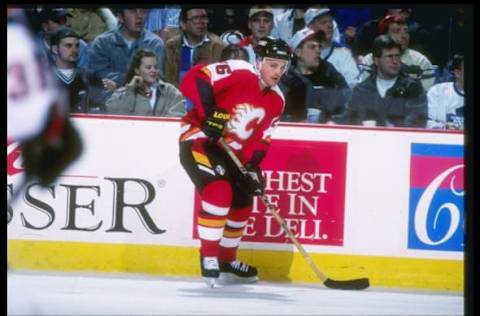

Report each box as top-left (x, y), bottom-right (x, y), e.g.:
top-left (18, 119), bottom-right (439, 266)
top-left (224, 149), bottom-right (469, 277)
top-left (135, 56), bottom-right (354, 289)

top-left (57, 37), bottom-right (80, 64)
top-left (119, 9), bottom-right (147, 36)
top-left (374, 47), bottom-right (401, 79)
top-left (259, 57), bottom-right (289, 87)
top-left (136, 56), bottom-right (159, 85)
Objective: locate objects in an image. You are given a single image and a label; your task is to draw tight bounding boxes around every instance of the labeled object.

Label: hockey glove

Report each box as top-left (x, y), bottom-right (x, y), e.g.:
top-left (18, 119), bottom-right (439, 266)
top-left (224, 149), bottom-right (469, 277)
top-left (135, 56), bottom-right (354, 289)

top-left (201, 109), bottom-right (230, 142)
top-left (241, 164), bottom-right (264, 196)
top-left (20, 114), bottom-right (82, 186)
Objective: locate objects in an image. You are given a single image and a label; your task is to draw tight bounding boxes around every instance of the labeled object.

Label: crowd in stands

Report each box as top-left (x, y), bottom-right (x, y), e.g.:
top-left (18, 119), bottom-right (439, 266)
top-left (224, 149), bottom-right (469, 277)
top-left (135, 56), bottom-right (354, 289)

top-left (23, 4), bottom-right (467, 130)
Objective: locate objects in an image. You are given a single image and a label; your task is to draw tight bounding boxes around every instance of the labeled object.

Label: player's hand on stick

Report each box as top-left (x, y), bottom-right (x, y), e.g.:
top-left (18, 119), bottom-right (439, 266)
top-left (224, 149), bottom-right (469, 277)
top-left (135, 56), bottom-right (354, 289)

top-left (242, 164), bottom-right (264, 196)
top-left (201, 109), bottom-right (230, 143)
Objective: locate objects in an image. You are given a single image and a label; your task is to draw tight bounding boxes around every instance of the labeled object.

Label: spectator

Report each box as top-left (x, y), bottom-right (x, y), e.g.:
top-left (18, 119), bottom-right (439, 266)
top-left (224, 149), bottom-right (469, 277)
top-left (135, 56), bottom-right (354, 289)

top-left (352, 7), bottom-right (388, 58)
top-left (271, 6), bottom-right (309, 43)
top-left (358, 14), bottom-right (436, 92)
top-left (384, 8), bottom-right (430, 55)
top-left (88, 7), bottom-right (165, 109)
top-left (66, 8), bottom-right (117, 45)
top-left (427, 54), bottom-right (464, 129)
top-left (220, 44), bottom-right (250, 62)
top-left (106, 49), bottom-right (185, 116)
top-left (280, 27), bottom-right (350, 123)
top-left (209, 7), bottom-right (250, 36)
top-left (239, 5), bottom-right (275, 65)
top-left (304, 6), bottom-right (342, 44)
top-left (304, 7), bottom-right (361, 88)
top-left (328, 6), bottom-right (372, 49)
top-left (339, 35), bottom-right (427, 128)
top-left (353, 7), bottom-right (426, 59)
top-left (36, 7), bottom-right (89, 70)
top-left (164, 6), bottom-right (224, 88)
top-left (50, 27), bottom-right (92, 113)
top-left (145, 6), bottom-right (181, 43)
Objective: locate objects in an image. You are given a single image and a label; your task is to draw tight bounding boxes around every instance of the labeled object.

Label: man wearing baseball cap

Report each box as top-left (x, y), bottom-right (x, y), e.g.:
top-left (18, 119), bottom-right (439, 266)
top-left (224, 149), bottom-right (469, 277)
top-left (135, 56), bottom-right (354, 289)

top-left (51, 27), bottom-right (80, 47)
top-left (279, 27), bottom-right (350, 123)
top-left (304, 6), bottom-right (360, 88)
top-left (239, 5), bottom-right (274, 65)
top-left (304, 7), bottom-right (341, 45)
top-left (36, 8), bottom-right (89, 70)
top-left (50, 27), bottom-right (92, 112)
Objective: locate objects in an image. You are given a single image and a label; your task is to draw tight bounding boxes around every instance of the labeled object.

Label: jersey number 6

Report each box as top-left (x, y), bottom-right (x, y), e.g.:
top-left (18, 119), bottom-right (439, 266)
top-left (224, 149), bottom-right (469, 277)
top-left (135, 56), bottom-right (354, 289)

top-left (215, 64), bottom-right (232, 75)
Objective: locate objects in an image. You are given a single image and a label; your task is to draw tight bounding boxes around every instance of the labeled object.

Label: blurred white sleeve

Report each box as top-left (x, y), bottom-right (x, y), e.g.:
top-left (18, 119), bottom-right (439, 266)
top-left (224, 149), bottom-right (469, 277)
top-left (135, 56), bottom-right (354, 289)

top-left (7, 22), bottom-right (63, 141)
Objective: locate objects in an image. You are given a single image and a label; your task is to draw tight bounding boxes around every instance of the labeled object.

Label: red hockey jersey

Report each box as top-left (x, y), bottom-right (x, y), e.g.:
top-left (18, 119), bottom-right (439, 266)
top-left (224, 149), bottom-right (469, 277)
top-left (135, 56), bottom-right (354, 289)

top-left (179, 59), bottom-right (285, 165)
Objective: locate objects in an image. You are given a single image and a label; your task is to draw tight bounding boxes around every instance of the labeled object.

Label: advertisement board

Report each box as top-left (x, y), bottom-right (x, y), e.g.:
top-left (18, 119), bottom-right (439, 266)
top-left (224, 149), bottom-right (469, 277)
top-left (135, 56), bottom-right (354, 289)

top-left (7, 115), bottom-right (464, 290)
top-left (408, 143), bottom-right (464, 252)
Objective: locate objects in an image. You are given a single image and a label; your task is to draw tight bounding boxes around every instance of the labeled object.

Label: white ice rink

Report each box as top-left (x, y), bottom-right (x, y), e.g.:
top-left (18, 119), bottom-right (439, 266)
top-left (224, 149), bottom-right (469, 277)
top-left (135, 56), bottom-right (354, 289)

top-left (7, 270), bottom-right (463, 316)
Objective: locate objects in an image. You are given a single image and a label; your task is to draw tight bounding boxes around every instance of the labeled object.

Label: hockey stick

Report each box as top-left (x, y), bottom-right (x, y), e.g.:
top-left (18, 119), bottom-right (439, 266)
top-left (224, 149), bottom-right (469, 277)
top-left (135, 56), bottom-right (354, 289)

top-left (218, 138), bottom-right (370, 290)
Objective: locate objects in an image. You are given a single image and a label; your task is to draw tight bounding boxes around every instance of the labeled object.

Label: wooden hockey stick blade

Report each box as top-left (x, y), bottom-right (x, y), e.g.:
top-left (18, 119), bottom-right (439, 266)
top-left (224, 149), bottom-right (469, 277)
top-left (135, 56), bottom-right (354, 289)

top-left (260, 195), bottom-right (370, 290)
top-left (218, 138), bottom-right (370, 291)
top-left (324, 277), bottom-right (370, 290)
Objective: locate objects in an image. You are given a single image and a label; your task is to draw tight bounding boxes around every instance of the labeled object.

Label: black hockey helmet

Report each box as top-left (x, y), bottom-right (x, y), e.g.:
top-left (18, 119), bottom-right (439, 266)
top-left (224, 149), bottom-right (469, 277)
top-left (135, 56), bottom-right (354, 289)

top-left (255, 36), bottom-right (291, 62)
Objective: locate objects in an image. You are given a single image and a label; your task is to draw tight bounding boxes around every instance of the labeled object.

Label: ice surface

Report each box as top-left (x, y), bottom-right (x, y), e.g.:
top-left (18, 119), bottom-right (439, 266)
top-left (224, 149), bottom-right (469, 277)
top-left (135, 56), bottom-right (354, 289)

top-left (7, 270), bottom-right (463, 315)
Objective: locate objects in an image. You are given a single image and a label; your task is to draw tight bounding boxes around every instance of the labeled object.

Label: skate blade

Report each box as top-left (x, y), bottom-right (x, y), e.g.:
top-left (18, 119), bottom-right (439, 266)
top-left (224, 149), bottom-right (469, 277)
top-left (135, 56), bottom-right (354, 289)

top-left (202, 277), bottom-right (224, 288)
top-left (219, 273), bottom-right (259, 284)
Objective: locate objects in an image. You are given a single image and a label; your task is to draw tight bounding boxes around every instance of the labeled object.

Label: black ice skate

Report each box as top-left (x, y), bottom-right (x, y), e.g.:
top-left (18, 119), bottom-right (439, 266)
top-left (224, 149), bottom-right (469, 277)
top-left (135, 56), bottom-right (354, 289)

top-left (219, 260), bottom-right (258, 283)
top-left (200, 256), bottom-right (221, 288)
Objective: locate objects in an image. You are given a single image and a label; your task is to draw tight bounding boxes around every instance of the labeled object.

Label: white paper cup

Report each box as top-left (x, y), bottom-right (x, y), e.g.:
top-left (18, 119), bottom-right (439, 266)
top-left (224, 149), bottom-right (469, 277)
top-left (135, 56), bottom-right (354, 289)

top-left (362, 120), bottom-right (377, 127)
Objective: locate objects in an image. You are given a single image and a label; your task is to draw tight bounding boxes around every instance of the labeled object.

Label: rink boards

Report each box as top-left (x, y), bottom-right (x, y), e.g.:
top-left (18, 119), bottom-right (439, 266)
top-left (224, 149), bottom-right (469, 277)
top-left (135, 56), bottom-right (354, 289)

top-left (7, 115), bottom-right (464, 291)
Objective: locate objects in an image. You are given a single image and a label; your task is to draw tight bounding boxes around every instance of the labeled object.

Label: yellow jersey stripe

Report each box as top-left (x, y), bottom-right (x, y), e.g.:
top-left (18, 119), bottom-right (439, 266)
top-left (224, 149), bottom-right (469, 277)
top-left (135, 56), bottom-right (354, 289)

top-left (198, 217), bottom-right (226, 228)
top-left (192, 150), bottom-right (212, 168)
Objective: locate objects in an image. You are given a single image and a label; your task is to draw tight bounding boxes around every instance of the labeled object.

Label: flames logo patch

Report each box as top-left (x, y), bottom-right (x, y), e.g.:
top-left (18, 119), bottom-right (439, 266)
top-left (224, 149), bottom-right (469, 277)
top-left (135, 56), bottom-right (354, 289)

top-left (226, 103), bottom-right (265, 140)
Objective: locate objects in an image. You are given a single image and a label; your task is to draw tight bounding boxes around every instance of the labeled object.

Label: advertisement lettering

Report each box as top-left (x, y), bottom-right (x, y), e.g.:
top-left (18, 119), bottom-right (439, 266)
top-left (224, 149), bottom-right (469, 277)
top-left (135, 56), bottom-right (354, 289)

top-left (7, 177), bottom-right (166, 234)
top-left (193, 139), bottom-right (347, 246)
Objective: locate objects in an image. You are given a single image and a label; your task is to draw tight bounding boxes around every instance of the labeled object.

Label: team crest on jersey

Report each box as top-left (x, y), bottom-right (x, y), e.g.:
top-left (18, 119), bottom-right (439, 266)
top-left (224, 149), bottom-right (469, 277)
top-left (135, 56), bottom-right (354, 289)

top-left (227, 103), bottom-right (265, 140)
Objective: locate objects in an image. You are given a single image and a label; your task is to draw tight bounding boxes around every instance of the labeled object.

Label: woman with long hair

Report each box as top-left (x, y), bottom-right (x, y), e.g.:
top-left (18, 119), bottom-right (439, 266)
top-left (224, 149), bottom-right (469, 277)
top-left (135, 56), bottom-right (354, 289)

top-left (106, 49), bottom-right (185, 116)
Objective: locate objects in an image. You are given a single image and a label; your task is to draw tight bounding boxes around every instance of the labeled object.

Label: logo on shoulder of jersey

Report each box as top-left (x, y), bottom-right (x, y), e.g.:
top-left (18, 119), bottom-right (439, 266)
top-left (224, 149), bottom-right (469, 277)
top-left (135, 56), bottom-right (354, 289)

top-left (226, 103), bottom-right (265, 140)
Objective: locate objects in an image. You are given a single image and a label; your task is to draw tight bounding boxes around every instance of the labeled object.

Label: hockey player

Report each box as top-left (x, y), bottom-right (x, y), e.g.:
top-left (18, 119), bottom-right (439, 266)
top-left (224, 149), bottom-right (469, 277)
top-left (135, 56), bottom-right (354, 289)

top-left (8, 7), bottom-right (82, 194)
top-left (178, 36), bottom-right (291, 286)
